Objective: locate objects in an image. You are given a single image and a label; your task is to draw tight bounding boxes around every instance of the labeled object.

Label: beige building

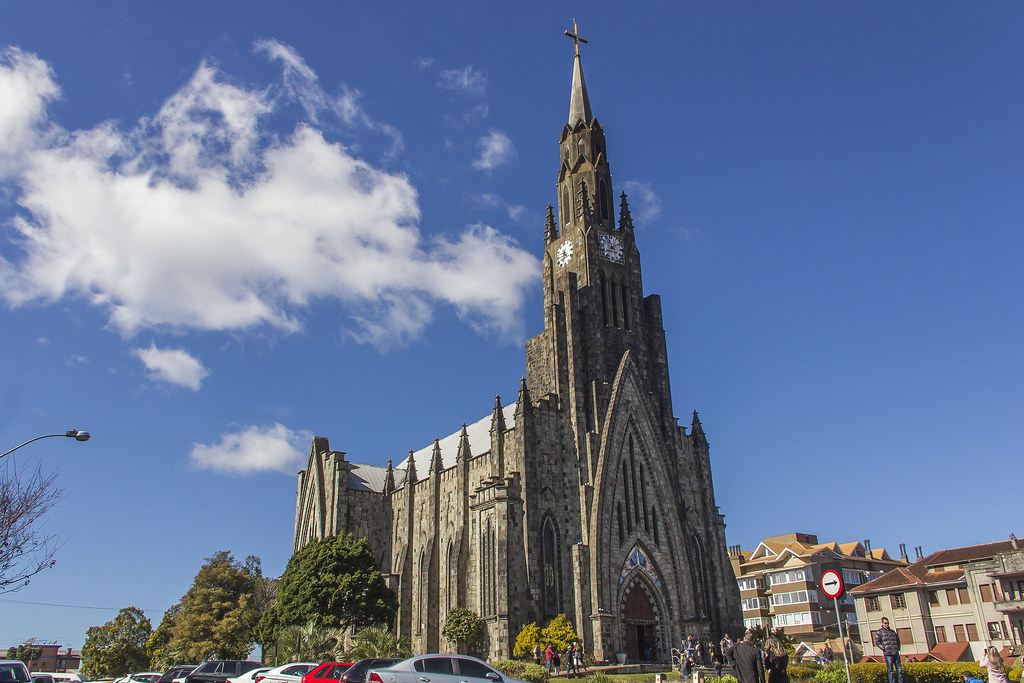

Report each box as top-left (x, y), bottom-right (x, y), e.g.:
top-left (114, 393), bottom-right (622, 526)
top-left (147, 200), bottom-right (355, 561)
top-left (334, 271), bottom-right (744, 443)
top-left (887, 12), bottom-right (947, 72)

top-left (729, 533), bottom-right (905, 650)
top-left (851, 535), bottom-right (1023, 661)
top-left (293, 35), bottom-right (742, 662)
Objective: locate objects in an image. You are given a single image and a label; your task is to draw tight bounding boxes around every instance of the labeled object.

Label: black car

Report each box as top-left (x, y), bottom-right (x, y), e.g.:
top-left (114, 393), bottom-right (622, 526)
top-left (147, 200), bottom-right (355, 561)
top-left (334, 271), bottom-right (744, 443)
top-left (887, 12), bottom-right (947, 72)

top-left (340, 660), bottom-right (401, 683)
top-left (186, 662), bottom-right (263, 683)
top-left (159, 666), bottom-right (197, 683)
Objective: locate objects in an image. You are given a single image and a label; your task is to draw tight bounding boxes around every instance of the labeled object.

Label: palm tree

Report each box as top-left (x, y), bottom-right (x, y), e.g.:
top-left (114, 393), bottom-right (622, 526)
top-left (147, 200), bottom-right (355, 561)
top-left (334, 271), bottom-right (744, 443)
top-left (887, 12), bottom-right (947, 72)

top-left (276, 621), bottom-right (345, 662)
top-left (345, 625), bottom-right (411, 660)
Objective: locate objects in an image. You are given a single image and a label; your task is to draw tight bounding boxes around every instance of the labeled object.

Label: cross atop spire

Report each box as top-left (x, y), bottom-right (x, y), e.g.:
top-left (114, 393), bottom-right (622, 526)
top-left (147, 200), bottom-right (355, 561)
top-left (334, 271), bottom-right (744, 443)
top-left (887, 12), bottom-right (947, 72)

top-left (564, 19), bottom-right (588, 56)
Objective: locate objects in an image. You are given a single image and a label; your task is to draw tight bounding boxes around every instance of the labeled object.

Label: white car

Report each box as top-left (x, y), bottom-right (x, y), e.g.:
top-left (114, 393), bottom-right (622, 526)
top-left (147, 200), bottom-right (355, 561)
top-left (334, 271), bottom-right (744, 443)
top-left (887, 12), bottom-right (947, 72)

top-left (368, 656), bottom-right (524, 683)
top-left (228, 670), bottom-right (268, 683)
top-left (254, 664), bottom-right (317, 683)
top-left (0, 661), bottom-right (31, 683)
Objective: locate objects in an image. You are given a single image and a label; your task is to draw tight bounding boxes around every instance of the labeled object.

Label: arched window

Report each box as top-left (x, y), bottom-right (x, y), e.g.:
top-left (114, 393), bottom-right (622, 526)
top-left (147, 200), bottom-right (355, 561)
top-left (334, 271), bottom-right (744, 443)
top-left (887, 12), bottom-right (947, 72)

top-left (418, 551), bottom-right (427, 634)
top-left (562, 186), bottom-right (570, 228)
top-left (542, 519), bottom-right (560, 617)
top-left (598, 179), bottom-right (609, 221)
top-left (621, 461), bottom-right (633, 531)
top-left (640, 464), bottom-right (650, 532)
top-left (610, 277), bottom-right (619, 327)
top-left (600, 272), bottom-right (609, 326)
top-left (652, 508), bottom-right (660, 546)
top-left (628, 435), bottom-right (640, 523)
top-left (446, 541), bottom-right (455, 611)
top-left (617, 503), bottom-right (625, 545)
top-left (621, 284), bottom-right (630, 329)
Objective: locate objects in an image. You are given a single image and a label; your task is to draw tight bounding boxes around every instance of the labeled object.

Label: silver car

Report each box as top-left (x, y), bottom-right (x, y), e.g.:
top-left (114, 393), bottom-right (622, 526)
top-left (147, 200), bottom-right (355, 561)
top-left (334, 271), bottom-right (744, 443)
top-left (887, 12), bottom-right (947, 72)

top-left (367, 656), bottom-right (524, 683)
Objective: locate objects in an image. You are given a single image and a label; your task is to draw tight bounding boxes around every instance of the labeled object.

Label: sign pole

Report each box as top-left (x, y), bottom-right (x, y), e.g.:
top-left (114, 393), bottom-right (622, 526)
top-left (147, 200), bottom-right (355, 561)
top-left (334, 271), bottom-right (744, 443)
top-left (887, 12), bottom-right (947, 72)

top-left (833, 595), bottom-right (853, 683)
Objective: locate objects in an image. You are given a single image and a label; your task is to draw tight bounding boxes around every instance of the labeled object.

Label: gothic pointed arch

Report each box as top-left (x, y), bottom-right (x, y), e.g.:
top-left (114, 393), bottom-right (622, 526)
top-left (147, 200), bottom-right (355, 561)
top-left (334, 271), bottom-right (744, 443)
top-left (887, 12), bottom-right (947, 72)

top-left (541, 515), bottom-right (563, 618)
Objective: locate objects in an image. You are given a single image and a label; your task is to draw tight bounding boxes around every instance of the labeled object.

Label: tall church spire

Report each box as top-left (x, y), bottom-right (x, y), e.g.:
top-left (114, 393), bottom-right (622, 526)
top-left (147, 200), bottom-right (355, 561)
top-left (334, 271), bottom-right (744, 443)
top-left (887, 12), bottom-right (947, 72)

top-left (565, 21), bottom-right (592, 127)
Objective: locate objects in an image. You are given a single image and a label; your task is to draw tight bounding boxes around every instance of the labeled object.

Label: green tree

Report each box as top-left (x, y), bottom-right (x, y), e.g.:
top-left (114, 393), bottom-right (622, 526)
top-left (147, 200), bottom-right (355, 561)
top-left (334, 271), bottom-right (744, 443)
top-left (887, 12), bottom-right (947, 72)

top-left (344, 625), bottom-right (411, 660)
top-left (274, 534), bottom-right (397, 634)
top-left (6, 643), bottom-right (43, 665)
top-left (274, 621), bottom-right (344, 663)
top-left (165, 551), bottom-right (261, 661)
top-left (512, 622), bottom-right (542, 659)
top-left (81, 606), bottom-right (152, 679)
top-left (540, 614), bottom-right (577, 652)
top-left (146, 603), bottom-right (184, 671)
top-left (442, 607), bottom-right (483, 654)
top-left (0, 466), bottom-right (64, 593)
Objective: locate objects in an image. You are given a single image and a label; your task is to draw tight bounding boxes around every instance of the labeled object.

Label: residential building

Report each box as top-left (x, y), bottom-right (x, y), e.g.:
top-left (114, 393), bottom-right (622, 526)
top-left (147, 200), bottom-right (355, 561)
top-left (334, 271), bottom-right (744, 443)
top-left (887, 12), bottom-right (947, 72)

top-left (728, 532), bottom-right (905, 651)
top-left (851, 535), bottom-right (1023, 662)
top-left (4, 643), bottom-right (81, 673)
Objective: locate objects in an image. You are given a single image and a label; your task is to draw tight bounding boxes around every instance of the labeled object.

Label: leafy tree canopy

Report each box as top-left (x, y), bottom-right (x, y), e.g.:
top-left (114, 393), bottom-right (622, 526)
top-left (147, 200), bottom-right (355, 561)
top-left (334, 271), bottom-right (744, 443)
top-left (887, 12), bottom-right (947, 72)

top-left (5, 643), bottom-right (43, 664)
top-left (541, 614), bottom-right (578, 652)
top-left (273, 621), bottom-right (344, 664)
top-left (146, 603), bottom-right (183, 671)
top-left (165, 551), bottom-right (261, 661)
top-left (442, 607), bottom-right (482, 653)
top-left (81, 606), bottom-right (152, 679)
top-left (512, 623), bottom-right (542, 659)
top-left (274, 533), bottom-right (397, 633)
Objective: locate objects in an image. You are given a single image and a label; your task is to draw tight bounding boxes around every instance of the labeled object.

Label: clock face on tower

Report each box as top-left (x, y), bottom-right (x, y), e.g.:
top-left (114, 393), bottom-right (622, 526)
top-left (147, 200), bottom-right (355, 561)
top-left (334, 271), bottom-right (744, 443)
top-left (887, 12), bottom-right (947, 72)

top-left (556, 241), bottom-right (574, 268)
top-left (600, 233), bottom-right (623, 262)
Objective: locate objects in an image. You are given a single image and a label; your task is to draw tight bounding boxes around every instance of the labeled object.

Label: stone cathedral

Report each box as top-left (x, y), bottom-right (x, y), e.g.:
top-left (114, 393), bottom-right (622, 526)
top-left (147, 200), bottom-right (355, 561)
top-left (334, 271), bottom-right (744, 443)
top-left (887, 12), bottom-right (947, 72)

top-left (294, 31), bottom-right (742, 662)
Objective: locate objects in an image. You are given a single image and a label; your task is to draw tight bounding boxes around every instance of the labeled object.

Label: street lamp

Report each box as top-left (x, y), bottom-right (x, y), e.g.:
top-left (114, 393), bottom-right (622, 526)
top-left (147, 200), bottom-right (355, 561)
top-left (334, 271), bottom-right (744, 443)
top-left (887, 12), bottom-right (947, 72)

top-left (1, 429), bottom-right (91, 459)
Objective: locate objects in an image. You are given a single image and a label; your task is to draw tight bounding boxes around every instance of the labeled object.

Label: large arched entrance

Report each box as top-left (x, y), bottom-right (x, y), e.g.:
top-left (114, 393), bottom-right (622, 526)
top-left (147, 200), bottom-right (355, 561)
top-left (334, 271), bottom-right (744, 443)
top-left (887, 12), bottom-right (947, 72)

top-left (622, 580), bottom-right (658, 662)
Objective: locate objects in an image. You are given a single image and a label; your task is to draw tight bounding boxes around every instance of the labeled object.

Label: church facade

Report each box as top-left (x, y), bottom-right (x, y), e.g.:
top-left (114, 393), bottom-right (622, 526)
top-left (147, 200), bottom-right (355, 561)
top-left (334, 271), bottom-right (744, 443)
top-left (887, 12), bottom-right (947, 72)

top-left (293, 36), bottom-right (742, 662)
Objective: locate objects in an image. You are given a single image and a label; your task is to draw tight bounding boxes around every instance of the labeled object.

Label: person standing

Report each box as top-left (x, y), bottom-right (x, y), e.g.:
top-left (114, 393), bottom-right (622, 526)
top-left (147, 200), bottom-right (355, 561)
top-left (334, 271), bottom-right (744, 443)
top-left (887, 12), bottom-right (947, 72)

top-left (874, 618), bottom-right (903, 683)
top-left (721, 634), bottom-right (734, 666)
top-left (533, 644), bottom-right (542, 666)
top-left (545, 644), bottom-right (554, 674)
top-left (980, 646), bottom-right (1009, 683)
top-left (725, 629), bottom-right (765, 683)
top-left (764, 637), bottom-right (789, 683)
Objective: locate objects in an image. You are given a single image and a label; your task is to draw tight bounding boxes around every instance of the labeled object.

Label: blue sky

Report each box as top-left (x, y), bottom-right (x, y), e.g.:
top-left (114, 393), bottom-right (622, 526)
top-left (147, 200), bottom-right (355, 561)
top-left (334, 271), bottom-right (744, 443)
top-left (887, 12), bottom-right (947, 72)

top-left (1, 1), bottom-right (1021, 651)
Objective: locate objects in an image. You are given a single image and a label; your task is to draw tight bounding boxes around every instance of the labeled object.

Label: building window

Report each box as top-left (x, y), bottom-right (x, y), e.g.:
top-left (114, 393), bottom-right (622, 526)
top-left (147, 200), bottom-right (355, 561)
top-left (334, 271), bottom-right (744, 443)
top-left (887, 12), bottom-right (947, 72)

top-left (935, 626), bottom-right (946, 643)
top-left (928, 590), bottom-right (939, 606)
top-left (980, 584), bottom-right (994, 602)
top-left (953, 624), bottom-right (966, 642)
top-left (866, 596), bottom-right (880, 612)
top-left (966, 623), bottom-right (978, 641)
top-left (897, 628), bottom-right (913, 644)
top-left (542, 519), bottom-right (559, 618)
top-left (945, 588), bottom-right (958, 605)
top-left (890, 593), bottom-right (907, 610)
top-left (958, 587), bottom-right (970, 604)
top-left (988, 622), bottom-right (1004, 639)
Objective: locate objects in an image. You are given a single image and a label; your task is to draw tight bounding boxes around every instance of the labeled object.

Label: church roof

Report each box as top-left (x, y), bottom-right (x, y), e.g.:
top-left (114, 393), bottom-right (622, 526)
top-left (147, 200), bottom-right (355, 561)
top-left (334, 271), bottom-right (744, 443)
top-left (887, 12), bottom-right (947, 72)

top-left (568, 52), bottom-right (592, 127)
top-left (348, 462), bottom-right (392, 492)
top-left (397, 402), bottom-right (518, 483)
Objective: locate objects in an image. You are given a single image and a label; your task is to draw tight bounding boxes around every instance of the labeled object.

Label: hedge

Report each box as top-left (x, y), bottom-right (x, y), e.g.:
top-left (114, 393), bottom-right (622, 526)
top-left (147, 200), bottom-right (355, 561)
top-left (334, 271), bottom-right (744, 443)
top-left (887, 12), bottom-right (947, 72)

top-left (490, 660), bottom-right (550, 683)
top-left (803, 661), bottom-right (1015, 683)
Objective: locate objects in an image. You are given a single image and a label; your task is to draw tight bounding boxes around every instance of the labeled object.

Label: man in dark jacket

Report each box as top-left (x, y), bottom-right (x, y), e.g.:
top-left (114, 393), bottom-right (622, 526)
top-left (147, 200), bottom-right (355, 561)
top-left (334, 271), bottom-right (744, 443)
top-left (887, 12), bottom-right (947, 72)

top-left (725, 629), bottom-right (765, 683)
top-left (875, 618), bottom-right (903, 683)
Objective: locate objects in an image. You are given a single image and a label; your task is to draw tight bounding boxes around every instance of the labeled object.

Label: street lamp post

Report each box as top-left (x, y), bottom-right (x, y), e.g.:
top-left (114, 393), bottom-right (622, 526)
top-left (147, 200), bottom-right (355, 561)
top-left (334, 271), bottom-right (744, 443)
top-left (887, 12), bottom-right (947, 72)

top-left (1, 430), bottom-right (91, 459)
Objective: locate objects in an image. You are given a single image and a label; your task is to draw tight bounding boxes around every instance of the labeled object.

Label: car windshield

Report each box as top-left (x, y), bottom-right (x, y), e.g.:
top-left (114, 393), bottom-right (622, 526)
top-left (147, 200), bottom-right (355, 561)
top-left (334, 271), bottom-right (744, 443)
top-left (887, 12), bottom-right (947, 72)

top-left (193, 665), bottom-right (219, 675)
top-left (0, 665), bottom-right (30, 683)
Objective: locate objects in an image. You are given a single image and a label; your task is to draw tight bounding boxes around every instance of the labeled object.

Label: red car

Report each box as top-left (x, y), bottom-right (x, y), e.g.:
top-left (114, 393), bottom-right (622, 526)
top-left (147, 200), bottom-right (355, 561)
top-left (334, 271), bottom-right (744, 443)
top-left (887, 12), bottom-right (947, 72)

top-left (302, 664), bottom-right (353, 683)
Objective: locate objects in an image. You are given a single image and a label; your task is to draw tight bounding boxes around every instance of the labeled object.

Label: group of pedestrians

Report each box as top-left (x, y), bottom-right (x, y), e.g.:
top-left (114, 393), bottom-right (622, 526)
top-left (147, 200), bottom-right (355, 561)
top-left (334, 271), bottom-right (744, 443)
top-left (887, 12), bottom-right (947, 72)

top-left (533, 642), bottom-right (586, 678)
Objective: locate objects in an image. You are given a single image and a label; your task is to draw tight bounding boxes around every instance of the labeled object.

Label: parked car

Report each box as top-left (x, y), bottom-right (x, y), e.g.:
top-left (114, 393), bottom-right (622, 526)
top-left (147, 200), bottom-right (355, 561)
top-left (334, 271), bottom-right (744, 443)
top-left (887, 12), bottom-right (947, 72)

top-left (158, 666), bottom-right (197, 683)
top-left (0, 662), bottom-right (31, 683)
top-left (125, 673), bottom-right (162, 683)
top-left (49, 675), bottom-right (86, 683)
top-left (301, 664), bottom-right (352, 683)
top-left (339, 660), bottom-right (399, 683)
top-left (186, 662), bottom-right (263, 683)
top-left (31, 674), bottom-right (55, 683)
top-left (367, 656), bottom-right (524, 683)
top-left (227, 670), bottom-right (268, 683)
top-left (253, 664), bottom-right (316, 683)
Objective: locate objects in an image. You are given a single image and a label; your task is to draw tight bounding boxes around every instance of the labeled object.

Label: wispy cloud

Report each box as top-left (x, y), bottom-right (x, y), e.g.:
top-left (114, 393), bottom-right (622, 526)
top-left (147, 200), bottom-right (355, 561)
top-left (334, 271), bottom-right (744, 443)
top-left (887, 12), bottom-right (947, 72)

top-left (133, 343), bottom-right (209, 390)
top-left (0, 44), bottom-right (538, 357)
top-left (621, 180), bottom-right (663, 225)
top-left (472, 129), bottom-right (514, 170)
top-left (438, 65), bottom-right (487, 98)
top-left (475, 193), bottom-right (529, 224)
top-left (190, 423), bottom-right (311, 475)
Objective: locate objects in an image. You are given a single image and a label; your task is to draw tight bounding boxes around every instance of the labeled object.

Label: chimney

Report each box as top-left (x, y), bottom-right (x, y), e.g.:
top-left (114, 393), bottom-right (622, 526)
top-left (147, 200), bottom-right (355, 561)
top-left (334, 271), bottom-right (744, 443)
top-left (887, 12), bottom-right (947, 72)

top-left (915, 546), bottom-right (923, 560)
top-left (1012, 533), bottom-right (1019, 550)
top-left (899, 543), bottom-right (908, 563)
top-left (864, 539), bottom-right (872, 555)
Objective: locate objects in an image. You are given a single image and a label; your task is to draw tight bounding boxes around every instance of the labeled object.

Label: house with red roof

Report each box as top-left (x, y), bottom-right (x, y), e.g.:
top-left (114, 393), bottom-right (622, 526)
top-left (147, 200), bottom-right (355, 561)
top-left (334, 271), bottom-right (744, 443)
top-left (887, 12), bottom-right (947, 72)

top-left (850, 535), bottom-right (1023, 662)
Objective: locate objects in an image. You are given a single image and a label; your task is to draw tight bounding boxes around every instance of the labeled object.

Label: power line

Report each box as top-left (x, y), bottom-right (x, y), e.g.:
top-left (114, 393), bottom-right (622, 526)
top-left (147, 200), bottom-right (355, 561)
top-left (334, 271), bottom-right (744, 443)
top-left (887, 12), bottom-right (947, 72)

top-left (0, 598), bottom-right (160, 612)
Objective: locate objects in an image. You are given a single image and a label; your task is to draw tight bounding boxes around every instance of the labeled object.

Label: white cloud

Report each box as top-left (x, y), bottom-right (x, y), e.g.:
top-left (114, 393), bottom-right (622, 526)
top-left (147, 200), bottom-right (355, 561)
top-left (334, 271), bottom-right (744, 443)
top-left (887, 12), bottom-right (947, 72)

top-left (133, 343), bottom-right (209, 390)
top-left (621, 180), bottom-right (662, 225)
top-left (438, 66), bottom-right (487, 97)
top-left (472, 129), bottom-right (514, 171)
top-left (475, 193), bottom-right (529, 224)
top-left (0, 44), bottom-right (537, 349)
top-left (0, 47), bottom-right (60, 179)
top-left (190, 423), bottom-right (311, 475)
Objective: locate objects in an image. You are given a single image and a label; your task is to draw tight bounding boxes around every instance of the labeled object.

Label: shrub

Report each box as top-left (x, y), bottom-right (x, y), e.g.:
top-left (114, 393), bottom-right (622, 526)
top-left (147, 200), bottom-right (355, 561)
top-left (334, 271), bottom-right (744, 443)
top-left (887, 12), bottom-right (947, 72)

top-left (584, 674), bottom-right (614, 683)
top-left (704, 676), bottom-right (738, 683)
top-left (789, 664), bottom-right (821, 681)
top-left (490, 660), bottom-right (549, 683)
top-left (513, 623), bottom-right (542, 660)
top-left (1008, 668), bottom-right (1021, 683)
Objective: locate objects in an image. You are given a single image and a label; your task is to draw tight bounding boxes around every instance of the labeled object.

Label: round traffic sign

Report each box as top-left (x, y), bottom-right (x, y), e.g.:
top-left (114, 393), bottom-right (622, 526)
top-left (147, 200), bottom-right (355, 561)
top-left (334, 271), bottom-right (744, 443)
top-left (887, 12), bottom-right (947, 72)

top-left (820, 569), bottom-right (844, 598)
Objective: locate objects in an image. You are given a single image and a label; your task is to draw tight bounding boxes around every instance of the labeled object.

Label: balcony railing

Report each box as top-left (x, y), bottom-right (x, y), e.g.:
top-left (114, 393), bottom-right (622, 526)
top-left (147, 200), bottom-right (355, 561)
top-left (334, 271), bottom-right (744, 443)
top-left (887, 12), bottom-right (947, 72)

top-left (993, 598), bottom-right (1024, 613)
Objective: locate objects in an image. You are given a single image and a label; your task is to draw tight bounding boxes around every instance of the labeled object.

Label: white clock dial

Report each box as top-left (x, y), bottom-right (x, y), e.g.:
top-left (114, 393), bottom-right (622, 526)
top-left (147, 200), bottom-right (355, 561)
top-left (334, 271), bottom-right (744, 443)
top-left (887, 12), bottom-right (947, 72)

top-left (556, 241), bottom-right (574, 267)
top-left (600, 234), bottom-right (623, 262)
